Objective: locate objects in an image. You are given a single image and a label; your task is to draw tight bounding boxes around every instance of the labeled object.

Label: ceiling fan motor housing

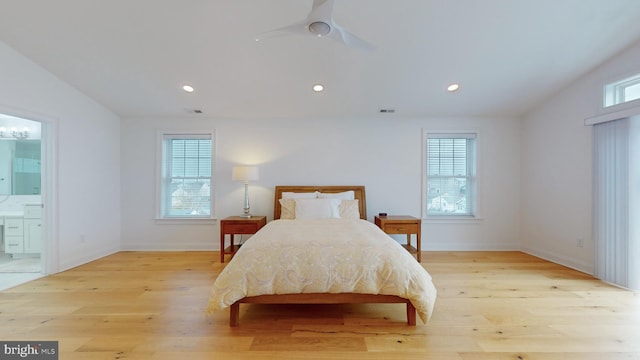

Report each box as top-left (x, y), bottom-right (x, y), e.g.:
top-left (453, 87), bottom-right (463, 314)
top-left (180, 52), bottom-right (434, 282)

top-left (309, 21), bottom-right (331, 36)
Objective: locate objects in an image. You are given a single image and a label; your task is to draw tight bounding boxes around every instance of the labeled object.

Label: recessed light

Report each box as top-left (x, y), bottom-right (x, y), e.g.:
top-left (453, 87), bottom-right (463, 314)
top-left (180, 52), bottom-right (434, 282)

top-left (182, 85), bottom-right (195, 93)
top-left (447, 83), bottom-right (460, 92)
top-left (312, 84), bottom-right (324, 92)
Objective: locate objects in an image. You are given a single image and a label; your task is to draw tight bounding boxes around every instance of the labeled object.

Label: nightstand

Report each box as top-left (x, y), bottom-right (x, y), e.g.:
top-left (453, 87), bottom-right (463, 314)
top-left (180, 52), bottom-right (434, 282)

top-left (374, 215), bottom-right (421, 262)
top-left (219, 216), bottom-right (267, 263)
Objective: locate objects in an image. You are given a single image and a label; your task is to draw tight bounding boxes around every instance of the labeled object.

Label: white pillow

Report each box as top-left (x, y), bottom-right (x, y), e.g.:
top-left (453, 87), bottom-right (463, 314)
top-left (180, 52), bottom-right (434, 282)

top-left (318, 190), bottom-right (355, 200)
top-left (294, 198), bottom-right (341, 219)
top-left (339, 199), bottom-right (360, 219)
top-left (282, 191), bottom-right (318, 199)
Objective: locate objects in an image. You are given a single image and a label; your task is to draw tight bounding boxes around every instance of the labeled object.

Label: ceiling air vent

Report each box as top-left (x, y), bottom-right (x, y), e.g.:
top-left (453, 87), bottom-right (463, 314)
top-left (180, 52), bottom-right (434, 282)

top-left (379, 108), bottom-right (395, 113)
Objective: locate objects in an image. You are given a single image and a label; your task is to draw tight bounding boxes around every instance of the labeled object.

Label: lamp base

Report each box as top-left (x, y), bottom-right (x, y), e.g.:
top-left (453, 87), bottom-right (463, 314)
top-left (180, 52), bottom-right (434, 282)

top-left (239, 181), bottom-right (254, 218)
top-left (240, 207), bottom-right (251, 218)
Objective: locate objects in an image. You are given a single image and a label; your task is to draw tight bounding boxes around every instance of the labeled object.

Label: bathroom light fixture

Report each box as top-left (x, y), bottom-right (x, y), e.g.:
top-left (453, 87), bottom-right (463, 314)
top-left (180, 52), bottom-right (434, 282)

top-left (312, 84), bottom-right (324, 92)
top-left (0, 126), bottom-right (28, 139)
top-left (447, 83), bottom-right (460, 92)
top-left (182, 85), bottom-right (195, 93)
top-left (232, 166), bottom-right (259, 218)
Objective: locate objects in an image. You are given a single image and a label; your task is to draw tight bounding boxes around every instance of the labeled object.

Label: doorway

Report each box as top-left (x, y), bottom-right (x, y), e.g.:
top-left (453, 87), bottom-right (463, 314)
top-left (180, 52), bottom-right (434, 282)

top-left (0, 113), bottom-right (46, 289)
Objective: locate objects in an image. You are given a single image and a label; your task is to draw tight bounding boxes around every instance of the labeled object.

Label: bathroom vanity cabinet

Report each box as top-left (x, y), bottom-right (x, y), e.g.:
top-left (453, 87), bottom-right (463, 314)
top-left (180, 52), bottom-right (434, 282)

top-left (2, 204), bottom-right (41, 255)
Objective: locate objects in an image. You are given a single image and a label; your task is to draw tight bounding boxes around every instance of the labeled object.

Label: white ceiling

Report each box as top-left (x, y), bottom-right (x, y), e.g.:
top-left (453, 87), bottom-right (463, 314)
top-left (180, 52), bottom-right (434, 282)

top-left (1, 0), bottom-right (640, 119)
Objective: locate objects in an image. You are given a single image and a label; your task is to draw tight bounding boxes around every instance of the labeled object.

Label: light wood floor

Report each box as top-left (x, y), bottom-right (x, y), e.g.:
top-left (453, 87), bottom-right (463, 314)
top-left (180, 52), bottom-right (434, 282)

top-left (1, 251), bottom-right (639, 359)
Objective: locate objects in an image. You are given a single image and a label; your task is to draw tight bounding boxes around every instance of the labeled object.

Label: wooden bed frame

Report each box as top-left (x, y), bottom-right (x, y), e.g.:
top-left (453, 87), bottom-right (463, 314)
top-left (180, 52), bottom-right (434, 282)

top-left (228, 185), bottom-right (417, 326)
top-left (273, 185), bottom-right (368, 220)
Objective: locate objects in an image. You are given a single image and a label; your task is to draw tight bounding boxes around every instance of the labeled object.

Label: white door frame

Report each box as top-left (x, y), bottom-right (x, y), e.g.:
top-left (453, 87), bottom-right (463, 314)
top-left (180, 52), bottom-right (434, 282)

top-left (0, 104), bottom-right (58, 275)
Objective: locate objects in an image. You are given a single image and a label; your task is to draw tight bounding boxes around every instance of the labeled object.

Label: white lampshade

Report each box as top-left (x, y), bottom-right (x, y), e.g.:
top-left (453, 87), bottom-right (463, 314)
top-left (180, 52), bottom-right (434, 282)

top-left (232, 166), bottom-right (259, 181)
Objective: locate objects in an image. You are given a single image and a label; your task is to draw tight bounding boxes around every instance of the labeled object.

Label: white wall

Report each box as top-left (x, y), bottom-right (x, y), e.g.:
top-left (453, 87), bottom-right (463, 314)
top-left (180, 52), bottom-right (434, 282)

top-left (521, 40), bottom-right (640, 274)
top-left (0, 41), bottom-right (121, 272)
top-left (2, 32), bottom-right (639, 274)
top-left (120, 116), bottom-right (521, 251)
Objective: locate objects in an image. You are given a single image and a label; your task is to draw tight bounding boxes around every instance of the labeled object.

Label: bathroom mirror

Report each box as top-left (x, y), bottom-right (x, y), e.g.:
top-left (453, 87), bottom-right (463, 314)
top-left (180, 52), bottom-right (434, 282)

top-left (0, 139), bottom-right (41, 195)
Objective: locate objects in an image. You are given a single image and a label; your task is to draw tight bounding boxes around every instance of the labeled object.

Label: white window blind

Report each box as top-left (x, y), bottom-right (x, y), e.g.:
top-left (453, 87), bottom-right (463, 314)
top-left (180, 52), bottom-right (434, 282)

top-left (593, 116), bottom-right (640, 290)
top-left (425, 133), bottom-right (476, 217)
top-left (160, 133), bottom-right (213, 218)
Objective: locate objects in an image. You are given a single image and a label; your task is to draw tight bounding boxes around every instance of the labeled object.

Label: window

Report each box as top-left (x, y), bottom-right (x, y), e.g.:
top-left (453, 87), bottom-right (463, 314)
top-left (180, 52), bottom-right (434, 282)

top-left (159, 132), bottom-right (214, 219)
top-left (424, 133), bottom-right (476, 217)
top-left (604, 74), bottom-right (640, 108)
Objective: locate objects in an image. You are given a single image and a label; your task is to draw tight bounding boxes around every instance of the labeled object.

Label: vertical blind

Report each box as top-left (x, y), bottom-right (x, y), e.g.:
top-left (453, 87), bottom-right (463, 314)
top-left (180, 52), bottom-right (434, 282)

top-left (593, 117), bottom-right (639, 290)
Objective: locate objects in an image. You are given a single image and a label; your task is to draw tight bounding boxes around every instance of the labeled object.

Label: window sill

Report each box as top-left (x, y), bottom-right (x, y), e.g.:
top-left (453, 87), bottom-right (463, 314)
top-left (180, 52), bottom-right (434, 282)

top-left (422, 216), bottom-right (483, 224)
top-left (155, 217), bottom-right (218, 225)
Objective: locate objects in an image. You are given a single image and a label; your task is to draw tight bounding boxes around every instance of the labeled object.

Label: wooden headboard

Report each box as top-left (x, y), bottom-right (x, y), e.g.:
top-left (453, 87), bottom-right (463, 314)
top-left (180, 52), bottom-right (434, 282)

top-left (274, 186), bottom-right (367, 220)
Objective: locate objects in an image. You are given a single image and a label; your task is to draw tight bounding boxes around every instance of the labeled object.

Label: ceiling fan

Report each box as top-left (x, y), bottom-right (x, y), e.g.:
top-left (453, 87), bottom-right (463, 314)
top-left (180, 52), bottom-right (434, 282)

top-left (255, 0), bottom-right (375, 51)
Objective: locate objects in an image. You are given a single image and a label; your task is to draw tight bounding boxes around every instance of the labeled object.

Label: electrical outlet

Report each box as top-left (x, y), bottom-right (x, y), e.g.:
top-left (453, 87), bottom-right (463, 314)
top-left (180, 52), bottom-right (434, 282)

top-left (577, 238), bottom-right (584, 248)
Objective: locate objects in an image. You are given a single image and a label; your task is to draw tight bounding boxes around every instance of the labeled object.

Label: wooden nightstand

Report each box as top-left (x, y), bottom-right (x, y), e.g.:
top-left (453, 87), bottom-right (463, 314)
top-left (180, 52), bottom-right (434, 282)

top-left (374, 215), bottom-right (422, 262)
top-left (219, 216), bottom-right (267, 263)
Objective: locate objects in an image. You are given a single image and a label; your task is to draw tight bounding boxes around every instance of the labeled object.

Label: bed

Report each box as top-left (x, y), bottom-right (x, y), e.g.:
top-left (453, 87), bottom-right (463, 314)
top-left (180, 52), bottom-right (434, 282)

top-left (207, 185), bottom-right (437, 326)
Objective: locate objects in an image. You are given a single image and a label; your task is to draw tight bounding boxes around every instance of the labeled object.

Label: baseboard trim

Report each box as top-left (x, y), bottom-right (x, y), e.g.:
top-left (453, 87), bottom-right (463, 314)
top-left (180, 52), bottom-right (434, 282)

top-left (521, 246), bottom-right (594, 275)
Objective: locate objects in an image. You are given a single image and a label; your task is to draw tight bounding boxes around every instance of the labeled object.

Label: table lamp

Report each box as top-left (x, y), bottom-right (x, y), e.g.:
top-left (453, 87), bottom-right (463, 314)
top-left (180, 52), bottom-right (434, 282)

top-left (232, 166), bottom-right (259, 218)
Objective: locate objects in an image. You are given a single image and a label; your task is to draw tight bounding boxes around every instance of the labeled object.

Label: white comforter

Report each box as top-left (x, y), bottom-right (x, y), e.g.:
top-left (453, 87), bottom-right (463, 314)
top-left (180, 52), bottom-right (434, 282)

top-left (207, 218), bottom-right (437, 323)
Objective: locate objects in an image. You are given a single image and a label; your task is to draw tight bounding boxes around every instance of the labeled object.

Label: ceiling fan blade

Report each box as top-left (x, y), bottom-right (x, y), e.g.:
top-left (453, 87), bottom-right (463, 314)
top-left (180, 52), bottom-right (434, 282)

top-left (257, 0), bottom-right (333, 42)
top-left (255, 0), bottom-right (374, 51)
top-left (331, 23), bottom-right (376, 51)
top-left (255, 21), bottom-right (308, 42)
top-left (308, 0), bottom-right (335, 22)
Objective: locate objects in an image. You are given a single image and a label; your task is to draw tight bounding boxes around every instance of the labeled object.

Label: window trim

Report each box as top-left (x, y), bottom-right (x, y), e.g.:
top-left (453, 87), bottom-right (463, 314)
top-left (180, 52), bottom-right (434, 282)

top-left (422, 129), bottom-right (480, 221)
top-left (604, 73), bottom-right (640, 108)
top-left (155, 129), bottom-right (216, 223)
